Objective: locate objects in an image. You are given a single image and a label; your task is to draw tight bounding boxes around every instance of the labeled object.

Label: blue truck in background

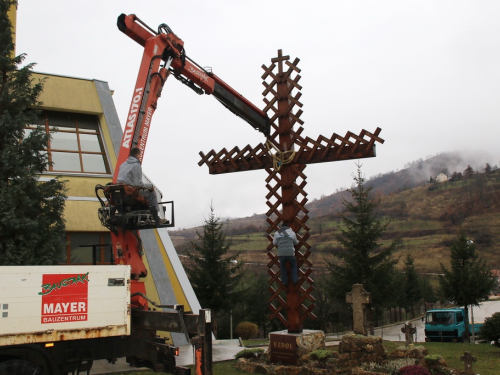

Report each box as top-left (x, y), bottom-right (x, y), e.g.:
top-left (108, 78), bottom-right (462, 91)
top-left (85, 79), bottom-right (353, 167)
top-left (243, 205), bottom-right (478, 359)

top-left (424, 308), bottom-right (483, 342)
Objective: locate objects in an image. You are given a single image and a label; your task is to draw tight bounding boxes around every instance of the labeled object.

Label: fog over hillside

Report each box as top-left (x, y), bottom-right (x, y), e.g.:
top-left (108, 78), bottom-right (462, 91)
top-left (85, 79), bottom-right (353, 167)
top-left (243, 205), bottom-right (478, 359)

top-left (287, 150), bottom-right (499, 220)
top-left (172, 150), bottom-right (499, 231)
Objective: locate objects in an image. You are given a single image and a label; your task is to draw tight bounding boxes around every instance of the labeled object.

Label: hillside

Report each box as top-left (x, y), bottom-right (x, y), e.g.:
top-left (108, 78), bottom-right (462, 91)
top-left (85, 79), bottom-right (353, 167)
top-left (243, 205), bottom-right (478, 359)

top-left (170, 152), bottom-right (500, 277)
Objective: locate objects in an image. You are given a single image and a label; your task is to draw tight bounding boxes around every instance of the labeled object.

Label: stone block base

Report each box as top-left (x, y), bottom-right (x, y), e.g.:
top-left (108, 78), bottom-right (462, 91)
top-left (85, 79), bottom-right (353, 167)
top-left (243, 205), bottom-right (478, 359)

top-left (268, 329), bottom-right (325, 365)
top-left (338, 334), bottom-right (388, 367)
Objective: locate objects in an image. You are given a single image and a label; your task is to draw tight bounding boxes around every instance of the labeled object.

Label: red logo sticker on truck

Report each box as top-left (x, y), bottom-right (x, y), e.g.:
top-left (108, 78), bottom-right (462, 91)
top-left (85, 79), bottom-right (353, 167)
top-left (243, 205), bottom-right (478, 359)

top-left (39, 273), bottom-right (89, 324)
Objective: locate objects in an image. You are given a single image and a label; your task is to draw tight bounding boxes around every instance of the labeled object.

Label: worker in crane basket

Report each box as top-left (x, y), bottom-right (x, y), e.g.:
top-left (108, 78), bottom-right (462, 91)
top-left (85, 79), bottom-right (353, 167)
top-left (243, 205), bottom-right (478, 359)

top-left (117, 147), bottom-right (162, 224)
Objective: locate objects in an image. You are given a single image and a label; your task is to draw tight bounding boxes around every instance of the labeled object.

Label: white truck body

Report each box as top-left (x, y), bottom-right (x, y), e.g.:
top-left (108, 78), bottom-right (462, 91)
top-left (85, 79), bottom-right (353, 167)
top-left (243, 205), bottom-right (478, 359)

top-left (0, 265), bottom-right (130, 346)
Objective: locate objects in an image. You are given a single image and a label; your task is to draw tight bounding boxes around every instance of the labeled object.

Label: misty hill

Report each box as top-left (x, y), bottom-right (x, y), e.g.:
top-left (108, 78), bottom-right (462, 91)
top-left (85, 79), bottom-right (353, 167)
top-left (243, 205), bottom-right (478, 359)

top-left (305, 152), bottom-right (468, 218)
top-left (170, 151), bottom-right (500, 277)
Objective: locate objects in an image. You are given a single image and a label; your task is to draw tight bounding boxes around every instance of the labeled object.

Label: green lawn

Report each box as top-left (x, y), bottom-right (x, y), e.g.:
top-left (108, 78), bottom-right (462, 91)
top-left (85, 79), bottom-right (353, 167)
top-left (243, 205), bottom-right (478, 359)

top-left (382, 341), bottom-right (499, 375)
top-left (113, 341), bottom-right (500, 375)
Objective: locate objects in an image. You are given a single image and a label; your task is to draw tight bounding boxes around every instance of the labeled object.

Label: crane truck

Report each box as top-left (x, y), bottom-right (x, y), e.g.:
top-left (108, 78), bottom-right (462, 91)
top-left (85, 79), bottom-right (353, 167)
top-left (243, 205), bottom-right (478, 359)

top-left (0, 13), bottom-right (269, 375)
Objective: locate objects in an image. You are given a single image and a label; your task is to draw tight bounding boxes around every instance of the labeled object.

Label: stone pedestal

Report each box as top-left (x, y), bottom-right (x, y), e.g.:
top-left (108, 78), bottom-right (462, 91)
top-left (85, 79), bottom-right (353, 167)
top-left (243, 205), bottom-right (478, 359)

top-left (268, 330), bottom-right (325, 365)
top-left (338, 334), bottom-right (387, 367)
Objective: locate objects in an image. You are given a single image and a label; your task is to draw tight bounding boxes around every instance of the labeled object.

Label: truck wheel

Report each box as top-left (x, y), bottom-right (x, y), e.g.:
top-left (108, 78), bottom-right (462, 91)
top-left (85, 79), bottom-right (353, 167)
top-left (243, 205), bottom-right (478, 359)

top-left (164, 354), bottom-right (176, 374)
top-left (0, 359), bottom-right (45, 375)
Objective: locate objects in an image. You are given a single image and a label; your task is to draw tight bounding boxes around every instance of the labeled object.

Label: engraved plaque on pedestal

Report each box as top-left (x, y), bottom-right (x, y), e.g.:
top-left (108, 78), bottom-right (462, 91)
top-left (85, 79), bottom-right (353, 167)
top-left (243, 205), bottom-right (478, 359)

top-left (269, 333), bottom-right (297, 365)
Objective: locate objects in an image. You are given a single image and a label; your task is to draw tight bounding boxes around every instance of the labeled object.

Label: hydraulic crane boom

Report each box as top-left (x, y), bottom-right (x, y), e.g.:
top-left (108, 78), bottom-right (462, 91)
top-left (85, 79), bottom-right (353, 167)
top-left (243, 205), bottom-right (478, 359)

top-left (104, 14), bottom-right (269, 311)
top-left (114, 13), bottom-right (270, 170)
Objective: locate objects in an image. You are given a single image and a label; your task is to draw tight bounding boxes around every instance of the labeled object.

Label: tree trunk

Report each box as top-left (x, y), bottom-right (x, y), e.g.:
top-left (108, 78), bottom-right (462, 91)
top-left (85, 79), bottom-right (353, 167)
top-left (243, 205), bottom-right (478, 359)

top-left (212, 313), bottom-right (218, 339)
top-left (463, 305), bottom-right (470, 342)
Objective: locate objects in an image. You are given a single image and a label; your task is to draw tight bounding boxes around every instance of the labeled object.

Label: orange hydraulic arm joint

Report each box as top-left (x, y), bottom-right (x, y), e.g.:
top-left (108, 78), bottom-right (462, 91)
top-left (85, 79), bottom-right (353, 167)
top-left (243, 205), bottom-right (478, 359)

top-left (112, 14), bottom-right (269, 310)
top-left (117, 14), bottom-right (270, 139)
top-left (110, 15), bottom-right (175, 310)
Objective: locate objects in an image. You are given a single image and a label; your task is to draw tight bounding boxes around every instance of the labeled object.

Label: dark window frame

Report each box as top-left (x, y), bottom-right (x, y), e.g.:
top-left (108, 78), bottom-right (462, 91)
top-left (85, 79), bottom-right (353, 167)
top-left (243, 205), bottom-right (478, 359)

top-left (62, 232), bottom-right (113, 265)
top-left (27, 110), bottom-right (111, 174)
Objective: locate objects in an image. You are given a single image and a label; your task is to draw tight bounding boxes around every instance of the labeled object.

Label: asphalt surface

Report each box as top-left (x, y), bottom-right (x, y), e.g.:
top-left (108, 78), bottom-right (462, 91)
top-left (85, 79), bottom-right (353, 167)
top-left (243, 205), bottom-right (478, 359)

top-left (90, 299), bottom-right (500, 374)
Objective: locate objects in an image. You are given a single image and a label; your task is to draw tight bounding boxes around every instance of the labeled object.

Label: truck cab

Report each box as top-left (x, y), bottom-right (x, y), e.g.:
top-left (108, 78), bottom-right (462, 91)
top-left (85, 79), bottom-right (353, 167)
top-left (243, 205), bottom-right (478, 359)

top-left (424, 308), bottom-right (481, 342)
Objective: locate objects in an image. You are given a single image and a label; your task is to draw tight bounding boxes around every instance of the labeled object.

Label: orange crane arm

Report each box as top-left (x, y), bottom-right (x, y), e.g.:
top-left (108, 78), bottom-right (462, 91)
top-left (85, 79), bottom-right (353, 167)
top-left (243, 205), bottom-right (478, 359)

top-left (115, 14), bottom-right (269, 173)
top-left (110, 14), bottom-right (270, 310)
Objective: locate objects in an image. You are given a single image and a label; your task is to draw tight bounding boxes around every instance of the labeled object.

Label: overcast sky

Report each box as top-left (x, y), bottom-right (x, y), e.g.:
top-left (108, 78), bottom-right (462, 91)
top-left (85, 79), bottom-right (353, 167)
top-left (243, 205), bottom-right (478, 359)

top-left (15, 0), bottom-right (500, 229)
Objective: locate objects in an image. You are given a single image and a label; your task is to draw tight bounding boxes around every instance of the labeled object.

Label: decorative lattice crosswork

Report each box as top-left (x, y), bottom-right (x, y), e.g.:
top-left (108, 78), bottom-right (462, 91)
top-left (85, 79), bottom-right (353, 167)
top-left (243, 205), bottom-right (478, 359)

top-left (198, 128), bottom-right (383, 174)
top-left (261, 50), bottom-right (316, 332)
top-left (198, 49), bottom-right (384, 333)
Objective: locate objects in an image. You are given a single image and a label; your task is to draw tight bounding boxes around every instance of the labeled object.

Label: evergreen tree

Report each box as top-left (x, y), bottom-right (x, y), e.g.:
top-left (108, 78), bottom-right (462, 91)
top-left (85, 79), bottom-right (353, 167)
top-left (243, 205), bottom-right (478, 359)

top-left (241, 272), bottom-right (270, 337)
top-left (0, 0), bottom-right (67, 265)
top-left (327, 164), bottom-right (398, 315)
top-left (485, 163), bottom-right (492, 175)
top-left (439, 230), bottom-right (496, 342)
top-left (401, 254), bottom-right (422, 318)
top-left (186, 205), bottom-right (243, 338)
top-left (420, 277), bottom-right (437, 305)
top-left (463, 165), bottom-right (474, 179)
top-left (311, 272), bottom-right (341, 333)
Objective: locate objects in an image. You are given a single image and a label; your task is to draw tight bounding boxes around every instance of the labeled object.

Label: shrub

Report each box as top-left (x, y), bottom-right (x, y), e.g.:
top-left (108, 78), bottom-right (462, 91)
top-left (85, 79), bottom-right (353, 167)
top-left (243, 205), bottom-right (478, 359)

top-left (479, 312), bottom-right (500, 347)
top-left (309, 350), bottom-right (335, 361)
top-left (309, 349), bottom-right (336, 368)
top-left (398, 365), bottom-right (431, 375)
top-left (235, 321), bottom-right (259, 340)
top-left (378, 359), bottom-right (418, 373)
top-left (422, 355), bottom-right (446, 370)
top-left (235, 348), bottom-right (264, 359)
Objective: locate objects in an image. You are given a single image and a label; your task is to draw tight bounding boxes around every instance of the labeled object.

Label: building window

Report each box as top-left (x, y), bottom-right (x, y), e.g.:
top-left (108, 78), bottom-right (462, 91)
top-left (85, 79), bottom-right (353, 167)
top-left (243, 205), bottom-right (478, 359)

top-left (26, 110), bottom-right (110, 174)
top-left (62, 232), bottom-right (113, 265)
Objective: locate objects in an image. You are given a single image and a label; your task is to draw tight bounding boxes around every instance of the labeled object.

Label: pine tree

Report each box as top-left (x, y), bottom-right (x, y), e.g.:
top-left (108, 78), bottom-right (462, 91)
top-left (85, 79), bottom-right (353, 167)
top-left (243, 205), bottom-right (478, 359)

top-left (327, 164), bottom-right (398, 314)
top-left (242, 272), bottom-right (270, 337)
top-left (0, 0), bottom-right (67, 265)
top-left (186, 205), bottom-right (243, 338)
top-left (439, 230), bottom-right (496, 342)
top-left (401, 254), bottom-right (422, 318)
top-left (420, 278), bottom-right (437, 305)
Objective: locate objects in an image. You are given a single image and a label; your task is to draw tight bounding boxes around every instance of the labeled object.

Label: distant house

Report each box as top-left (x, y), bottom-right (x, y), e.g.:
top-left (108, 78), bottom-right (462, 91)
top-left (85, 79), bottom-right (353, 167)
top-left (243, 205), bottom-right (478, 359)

top-left (435, 173), bottom-right (448, 183)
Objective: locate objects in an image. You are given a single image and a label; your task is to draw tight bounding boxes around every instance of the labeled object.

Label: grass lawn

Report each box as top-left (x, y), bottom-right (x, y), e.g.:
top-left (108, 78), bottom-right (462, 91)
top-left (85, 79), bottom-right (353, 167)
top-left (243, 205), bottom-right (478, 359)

top-left (421, 342), bottom-right (499, 374)
top-left (112, 341), bottom-right (500, 375)
top-left (383, 341), bottom-right (499, 375)
top-left (242, 338), bottom-right (269, 346)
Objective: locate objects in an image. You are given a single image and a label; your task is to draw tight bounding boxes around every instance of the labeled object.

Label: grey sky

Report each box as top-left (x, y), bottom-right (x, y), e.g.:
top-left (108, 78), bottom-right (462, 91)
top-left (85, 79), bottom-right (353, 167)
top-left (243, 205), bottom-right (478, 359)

top-left (15, 0), bottom-right (500, 229)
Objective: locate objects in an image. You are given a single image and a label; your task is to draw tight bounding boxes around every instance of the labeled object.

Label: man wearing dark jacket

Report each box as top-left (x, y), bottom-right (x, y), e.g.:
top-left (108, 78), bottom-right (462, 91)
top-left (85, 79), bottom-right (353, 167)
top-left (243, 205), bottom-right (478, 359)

top-left (273, 222), bottom-right (299, 287)
top-left (117, 147), bottom-right (160, 223)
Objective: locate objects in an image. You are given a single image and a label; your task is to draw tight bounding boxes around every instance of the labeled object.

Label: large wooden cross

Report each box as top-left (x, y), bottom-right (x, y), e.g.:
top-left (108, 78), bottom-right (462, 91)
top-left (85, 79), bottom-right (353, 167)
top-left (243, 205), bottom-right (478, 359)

top-left (199, 50), bottom-right (384, 333)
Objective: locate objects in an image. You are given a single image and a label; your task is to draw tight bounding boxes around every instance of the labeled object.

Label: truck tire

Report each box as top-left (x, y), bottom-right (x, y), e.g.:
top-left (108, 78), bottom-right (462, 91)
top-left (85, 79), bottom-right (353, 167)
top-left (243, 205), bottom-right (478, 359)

top-left (0, 359), bottom-right (45, 375)
top-left (164, 353), bottom-right (176, 374)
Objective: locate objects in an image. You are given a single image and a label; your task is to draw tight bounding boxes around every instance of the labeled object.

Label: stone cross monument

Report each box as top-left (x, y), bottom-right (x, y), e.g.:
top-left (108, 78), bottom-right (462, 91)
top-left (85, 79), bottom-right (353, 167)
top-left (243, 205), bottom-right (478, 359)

top-left (346, 284), bottom-right (372, 335)
top-left (401, 321), bottom-right (417, 345)
top-left (460, 351), bottom-right (476, 375)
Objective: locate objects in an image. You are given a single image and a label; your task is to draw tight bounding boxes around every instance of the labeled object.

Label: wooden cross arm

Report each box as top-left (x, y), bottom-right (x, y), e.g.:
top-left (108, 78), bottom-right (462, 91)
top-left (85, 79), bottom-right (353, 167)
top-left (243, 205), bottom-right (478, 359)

top-left (296, 142), bottom-right (378, 165)
top-left (199, 149), bottom-right (273, 174)
top-left (198, 128), bottom-right (383, 175)
top-left (199, 142), bottom-right (379, 174)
